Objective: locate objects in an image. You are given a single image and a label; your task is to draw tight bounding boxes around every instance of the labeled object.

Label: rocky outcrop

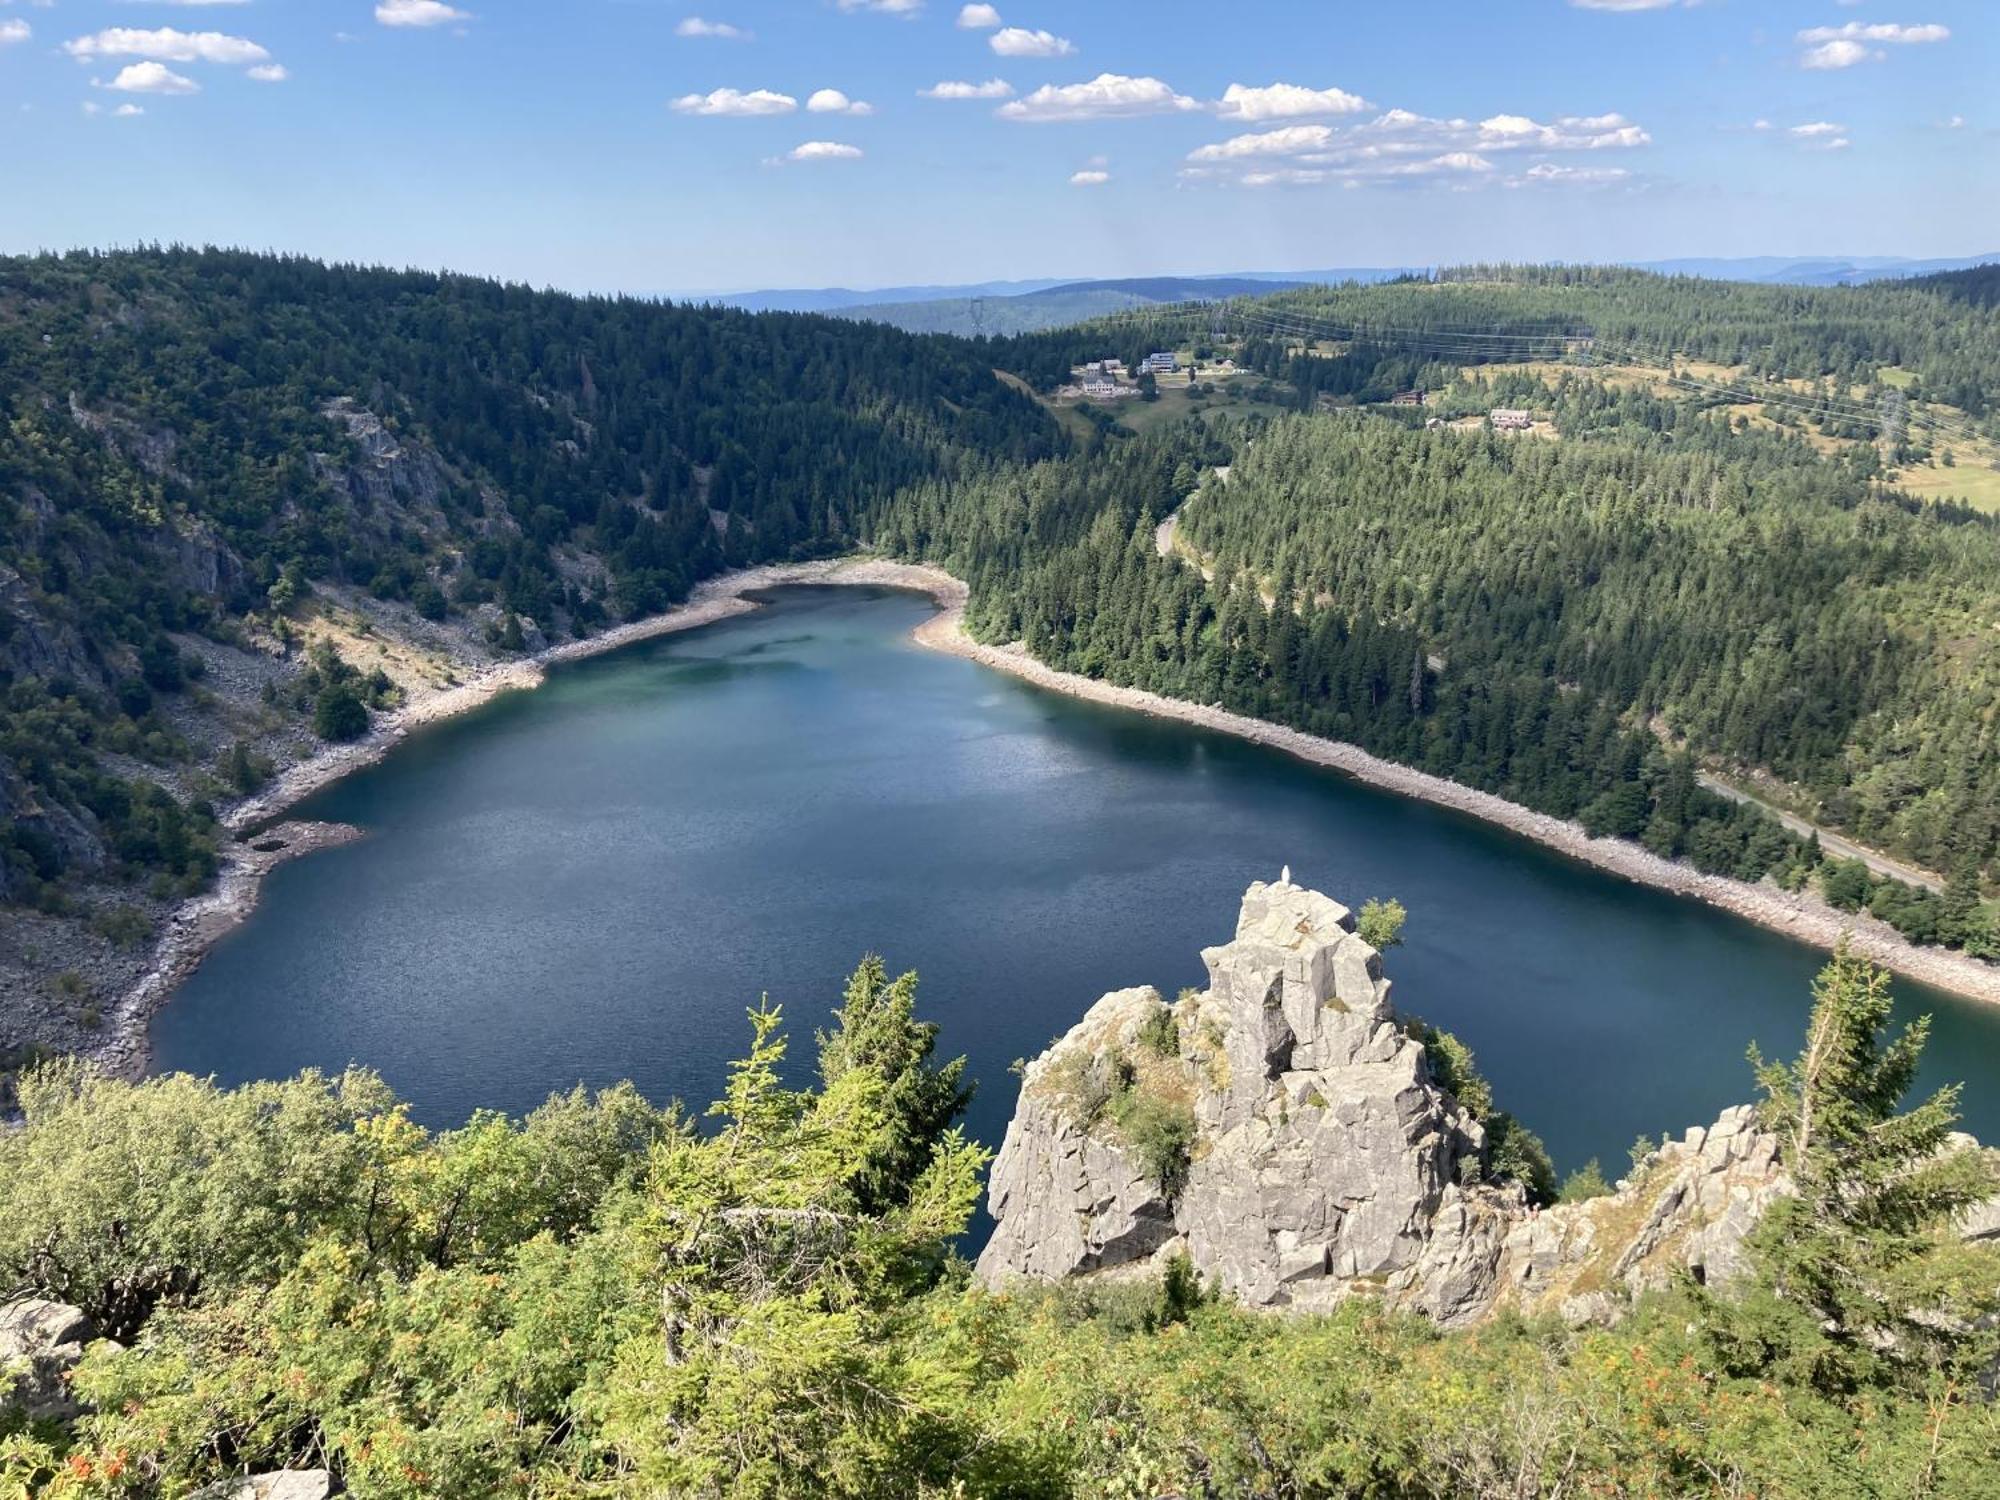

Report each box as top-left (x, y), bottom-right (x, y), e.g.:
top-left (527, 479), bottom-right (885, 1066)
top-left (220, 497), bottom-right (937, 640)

top-left (0, 1299), bottom-right (97, 1423)
top-left (976, 878), bottom-right (1812, 1328)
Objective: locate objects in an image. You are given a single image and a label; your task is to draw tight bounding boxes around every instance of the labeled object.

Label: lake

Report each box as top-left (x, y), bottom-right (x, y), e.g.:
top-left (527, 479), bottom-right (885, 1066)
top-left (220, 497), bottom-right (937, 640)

top-left (151, 585), bottom-right (2000, 1185)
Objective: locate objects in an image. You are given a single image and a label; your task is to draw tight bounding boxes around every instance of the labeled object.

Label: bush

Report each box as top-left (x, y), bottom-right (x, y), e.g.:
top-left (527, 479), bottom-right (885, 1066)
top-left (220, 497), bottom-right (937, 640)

top-left (312, 682), bottom-right (369, 742)
top-left (1357, 897), bottom-right (1407, 950)
top-left (1136, 1005), bottom-right (1180, 1058)
top-left (1557, 1158), bottom-right (1612, 1204)
top-left (1109, 1085), bottom-right (1196, 1196)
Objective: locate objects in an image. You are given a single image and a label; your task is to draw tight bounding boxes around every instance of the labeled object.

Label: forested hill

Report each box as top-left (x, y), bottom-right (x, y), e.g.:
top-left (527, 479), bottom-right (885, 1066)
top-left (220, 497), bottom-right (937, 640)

top-left (876, 269), bottom-right (2000, 961)
top-left (0, 248), bottom-right (1056, 1054)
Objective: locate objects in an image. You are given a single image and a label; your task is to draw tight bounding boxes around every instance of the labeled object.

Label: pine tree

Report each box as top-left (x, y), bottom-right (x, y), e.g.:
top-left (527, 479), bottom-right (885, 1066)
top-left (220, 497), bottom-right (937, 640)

top-left (1712, 944), bottom-right (2000, 1395)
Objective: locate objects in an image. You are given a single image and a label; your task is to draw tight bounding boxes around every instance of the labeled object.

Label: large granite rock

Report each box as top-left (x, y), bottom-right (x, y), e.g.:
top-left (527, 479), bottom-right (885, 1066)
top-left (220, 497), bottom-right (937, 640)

top-left (976, 877), bottom-right (1947, 1330)
top-left (0, 1299), bottom-right (96, 1423)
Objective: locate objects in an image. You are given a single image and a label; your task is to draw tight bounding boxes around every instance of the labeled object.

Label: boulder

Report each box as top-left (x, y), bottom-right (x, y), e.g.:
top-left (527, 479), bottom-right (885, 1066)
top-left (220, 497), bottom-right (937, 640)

top-left (0, 1299), bottom-right (96, 1423)
top-left (191, 1472), bottom-right (335, 1500)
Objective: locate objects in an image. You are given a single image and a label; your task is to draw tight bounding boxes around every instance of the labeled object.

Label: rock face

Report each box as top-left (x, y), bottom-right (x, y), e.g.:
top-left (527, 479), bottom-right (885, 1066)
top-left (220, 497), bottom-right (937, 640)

top-left (976, 878), bottom-right (1805, 1328)
top-left (0, 1299), bottom-right (97, 1423)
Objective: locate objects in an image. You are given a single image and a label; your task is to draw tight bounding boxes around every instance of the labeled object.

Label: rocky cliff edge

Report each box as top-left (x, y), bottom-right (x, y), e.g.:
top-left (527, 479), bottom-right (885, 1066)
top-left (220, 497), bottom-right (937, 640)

top-left (976, 877), bottom-right (1998, 1329)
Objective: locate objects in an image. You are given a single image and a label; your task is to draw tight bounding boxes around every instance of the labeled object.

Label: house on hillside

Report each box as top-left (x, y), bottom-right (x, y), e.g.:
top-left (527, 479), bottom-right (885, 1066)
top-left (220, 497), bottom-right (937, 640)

top-left (1081, 378), bottom-right (1127, 401)
top-left (1391, 390), bottom-right (1426, 406)
top-left (1140, 351), bottom-right (1180, 375)
top-left (1489, 408), bottom-right (1533, 431)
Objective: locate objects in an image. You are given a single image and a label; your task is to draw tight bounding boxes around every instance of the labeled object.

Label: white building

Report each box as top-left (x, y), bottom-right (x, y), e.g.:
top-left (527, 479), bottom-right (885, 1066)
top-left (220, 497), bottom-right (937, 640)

top-left (1140, 351), bottom-right (1180, 375)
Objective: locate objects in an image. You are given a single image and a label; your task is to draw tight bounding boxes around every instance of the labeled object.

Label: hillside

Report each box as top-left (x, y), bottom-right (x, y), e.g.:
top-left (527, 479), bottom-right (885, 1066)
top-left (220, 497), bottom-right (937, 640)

top-left (838, 275), bottom-right (1309, 337)
top-left (0, 248), bottom-right (1058, 1062)
top-left (878, 268), bottom-right (2000, 959)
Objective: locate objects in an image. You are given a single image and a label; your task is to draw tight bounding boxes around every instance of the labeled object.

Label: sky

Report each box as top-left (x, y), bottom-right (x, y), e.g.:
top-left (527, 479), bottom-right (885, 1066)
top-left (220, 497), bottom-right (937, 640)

top-left (0, 0), bottom-right (1994, 296)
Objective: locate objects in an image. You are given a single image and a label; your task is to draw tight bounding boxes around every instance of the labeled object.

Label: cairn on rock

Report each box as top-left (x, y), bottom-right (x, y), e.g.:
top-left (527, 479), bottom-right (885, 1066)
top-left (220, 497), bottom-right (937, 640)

top-left (976, 876), bottom-right (1814, 1328)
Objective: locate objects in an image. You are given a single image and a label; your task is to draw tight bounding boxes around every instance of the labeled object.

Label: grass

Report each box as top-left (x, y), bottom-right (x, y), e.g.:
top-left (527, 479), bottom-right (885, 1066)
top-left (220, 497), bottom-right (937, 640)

top-left (1882, 445), bottom-right (2000, 514)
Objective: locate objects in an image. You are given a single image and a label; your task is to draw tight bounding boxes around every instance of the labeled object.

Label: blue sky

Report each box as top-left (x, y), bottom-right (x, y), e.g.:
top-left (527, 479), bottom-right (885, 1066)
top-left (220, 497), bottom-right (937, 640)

top-left (1, 0), bottom-right (1993, 294)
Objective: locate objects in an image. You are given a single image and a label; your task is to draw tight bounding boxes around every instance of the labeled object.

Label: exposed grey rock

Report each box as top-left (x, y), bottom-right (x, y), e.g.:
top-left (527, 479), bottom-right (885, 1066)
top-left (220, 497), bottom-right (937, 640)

top-left (190, 1471), bottom-right (334, 1500)
top-left (977, 878), bottom-right (1990, 1331)
top-left (0, 1298), bottom-right (96, 1423)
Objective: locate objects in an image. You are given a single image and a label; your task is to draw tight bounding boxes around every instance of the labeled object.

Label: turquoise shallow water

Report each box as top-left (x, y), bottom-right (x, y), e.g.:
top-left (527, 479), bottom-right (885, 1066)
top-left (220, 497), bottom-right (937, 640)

top-left (151, 585), bottom-right (2000, 1184)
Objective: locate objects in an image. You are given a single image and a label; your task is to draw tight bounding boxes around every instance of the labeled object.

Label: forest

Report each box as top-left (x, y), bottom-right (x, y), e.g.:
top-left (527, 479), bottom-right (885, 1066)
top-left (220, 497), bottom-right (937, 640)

top-left (3, 944), bottom-right (1996, 1496)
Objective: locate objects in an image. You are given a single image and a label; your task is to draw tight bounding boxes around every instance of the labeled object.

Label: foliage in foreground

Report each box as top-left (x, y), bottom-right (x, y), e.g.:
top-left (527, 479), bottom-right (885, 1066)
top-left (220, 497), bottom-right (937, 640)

top-left (2, 950), bottom-right (1997, 1497)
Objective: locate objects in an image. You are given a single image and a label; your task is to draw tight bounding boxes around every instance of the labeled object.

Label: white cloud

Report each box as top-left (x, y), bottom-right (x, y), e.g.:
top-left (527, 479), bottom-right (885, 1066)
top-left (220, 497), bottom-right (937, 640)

top-left (1797, 21), bottom-right (1948, 68)
top-left (920, 78), bottom-right (1013, 100)
top-left (786, 139), bottom-right (862, 161)
top-left (1801, 38), bottom-right (1877, 68)
top-left (0, 17), bottom-right (26, 45)
top-left (1069, 168), bottom-right (1110, 185)
top-left (103, 60), bottom-right (199, 93)
top-left (677, 17), bottom-right (751, 40)
top-left (1187, 106), bottom-right (1650, 189)
top-left (63, 26), bottom-right (270, 64)
top-left (990, 26), bottom-right (1071, 58)
top-left (247, 62), bottom-right (287, 81)
top-left (1570, 0), bottom-right (1682, 9)
top-left (113, 103), bottom-right (145, 117)
top-left (672, 86), bottom-right (796, 116)
top-left (807, 87), bottom-right (873, 115)
top-left (957, 3), bottom-right (1001, 26)
top-left (835, 0), bottom-right (922, 14)
top-left (1187, 123), bottom-right (1337, 162)
top-left (1515, 162), bottom-right (1630, 184)
top-left (1788, 120), bottom-right (1846, 137)
top-left (1215, 82), bottom-right (1369, 121)
top-left (375, 0), bottom-right (469, 28)
top-left (997, 73), bottom-right (1198, 123)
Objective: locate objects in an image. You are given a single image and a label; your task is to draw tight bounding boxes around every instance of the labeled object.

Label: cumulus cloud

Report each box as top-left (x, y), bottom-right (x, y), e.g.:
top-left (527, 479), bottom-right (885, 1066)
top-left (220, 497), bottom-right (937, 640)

top-left (990, 26), bottom-right (1072, 58)
top-left (1569, 0), bottom-right (1682, 9)
top-left (63, 26), bottom-right (270, 64)
top-left (1214, 82), bottom-right (1369, 121)
top-left (1798, 20), bottom-right (1948, 68)
top-left (672, 86), bottom-right (796, 116)
top-left (786, 139), bottom-right (863, 160)
top-left (1187, 106), bottom-right (1650, 189)
top-left (247, 62), bottom-right (287, 81)
top-left (114, 103), bottom-right (145, 117)
top-left (1070, 168), bottom-right (1109, 185)
top-left (375, 0), bottom-right (469, 28)
top-left (103, 60), bottom-right (199, 93)
top-left (807, 87), bottom-right (873, 115)
top-left (677, 17), bottom-right (751, 40)
top-left (997, 73), bottom-right (1198, 123)
top-left (0, 17), bottom-right (27, 45)
top-left (835, 0), bottom-right (922, 14)
top-left (957, 3), bottom-right (1001, 26)
top-left (921, 78), bottom-right (1013, 99)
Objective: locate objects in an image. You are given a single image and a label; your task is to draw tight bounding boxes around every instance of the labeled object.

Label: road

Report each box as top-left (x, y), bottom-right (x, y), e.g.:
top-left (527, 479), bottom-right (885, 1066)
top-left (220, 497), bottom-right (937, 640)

top-left (1697, 772), bottom-right (1944, 893)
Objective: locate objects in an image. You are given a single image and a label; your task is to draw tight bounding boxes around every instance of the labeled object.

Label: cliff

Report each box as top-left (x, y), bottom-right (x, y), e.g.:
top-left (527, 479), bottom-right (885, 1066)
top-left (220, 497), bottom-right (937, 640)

top-left (978, 876), bottom-right (1993, 1328)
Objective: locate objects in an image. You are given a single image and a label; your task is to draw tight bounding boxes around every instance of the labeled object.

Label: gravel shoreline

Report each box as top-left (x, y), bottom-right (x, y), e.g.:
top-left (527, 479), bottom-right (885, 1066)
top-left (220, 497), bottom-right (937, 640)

top-left (903, 586), bottom-right (2000, 1010)
top-left (95, 555), bottom-right (2000, 1079)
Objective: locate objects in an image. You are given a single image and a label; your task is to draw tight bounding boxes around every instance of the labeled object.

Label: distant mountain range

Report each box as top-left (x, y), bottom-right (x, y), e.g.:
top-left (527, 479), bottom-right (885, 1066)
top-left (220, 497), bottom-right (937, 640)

top-left (688, 254), bottom-right (1998, 337)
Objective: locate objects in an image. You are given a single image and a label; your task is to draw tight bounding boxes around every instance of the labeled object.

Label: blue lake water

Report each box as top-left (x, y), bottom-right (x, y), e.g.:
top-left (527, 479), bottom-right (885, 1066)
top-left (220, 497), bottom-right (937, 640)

top-left (151, 585), bottom-right (2000, 1183)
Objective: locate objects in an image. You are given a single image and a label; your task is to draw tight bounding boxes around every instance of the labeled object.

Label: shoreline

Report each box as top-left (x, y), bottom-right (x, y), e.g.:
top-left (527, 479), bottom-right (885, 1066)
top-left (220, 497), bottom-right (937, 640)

top-left (903, 592), bottom-right (2000, 1011)
top-left (96, 555), bottom-right (2000, 1077)
top-left (95, 557), bottom-right (952, 1078)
